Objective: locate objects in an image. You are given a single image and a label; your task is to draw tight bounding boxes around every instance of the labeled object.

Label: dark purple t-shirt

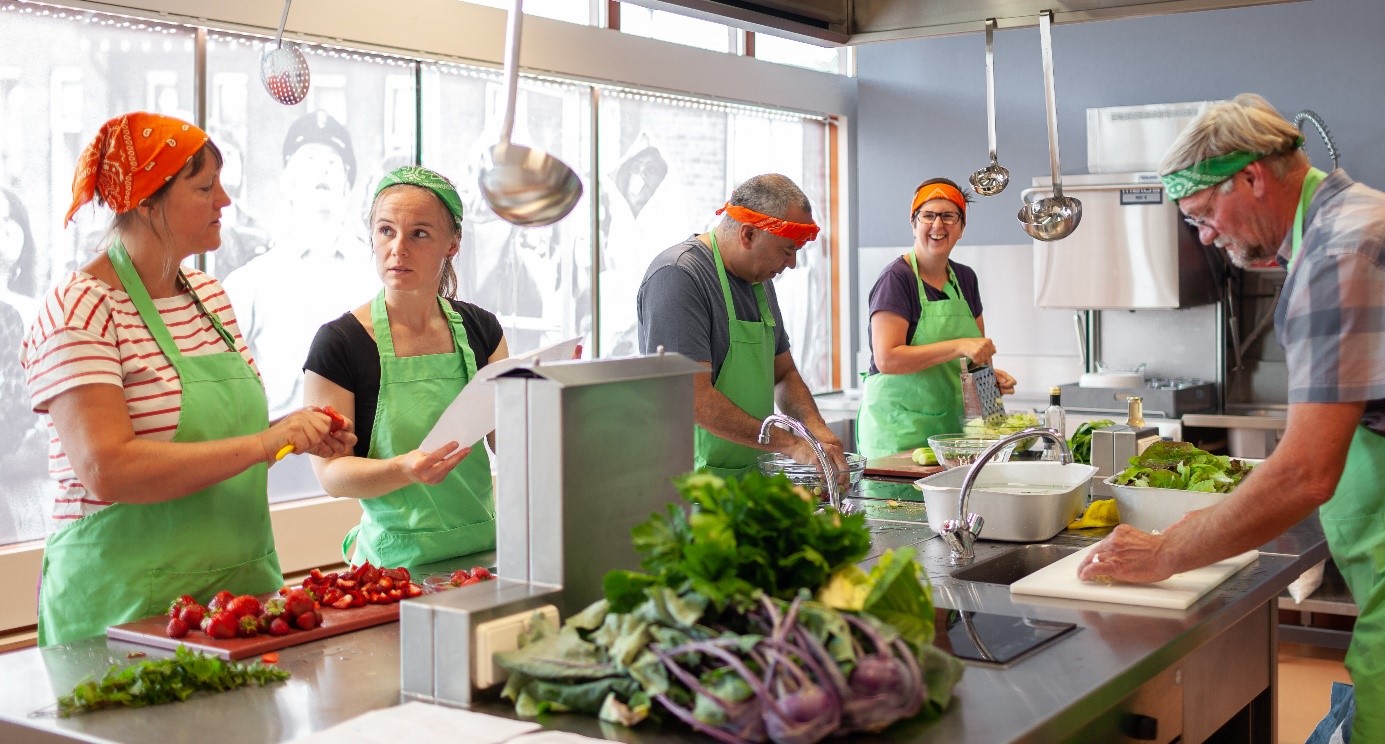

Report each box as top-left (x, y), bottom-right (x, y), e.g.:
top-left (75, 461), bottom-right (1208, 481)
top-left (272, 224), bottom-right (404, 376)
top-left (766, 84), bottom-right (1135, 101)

top-left (866, 257), bottom-right (983, 375)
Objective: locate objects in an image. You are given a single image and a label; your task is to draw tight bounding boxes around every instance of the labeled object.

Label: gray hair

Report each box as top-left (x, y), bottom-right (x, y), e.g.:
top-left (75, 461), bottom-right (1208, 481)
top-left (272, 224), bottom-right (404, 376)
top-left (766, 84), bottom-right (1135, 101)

top-left (715, 173), bottom-right (813, 238)
top-left (1159, 94), bottom-right (1308, 183)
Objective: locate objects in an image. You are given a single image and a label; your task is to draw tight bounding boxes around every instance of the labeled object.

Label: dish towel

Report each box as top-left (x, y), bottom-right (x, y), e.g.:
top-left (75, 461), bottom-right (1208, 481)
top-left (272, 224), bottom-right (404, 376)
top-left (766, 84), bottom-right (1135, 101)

top-left (1067, 499), bottom-right (1120, 529)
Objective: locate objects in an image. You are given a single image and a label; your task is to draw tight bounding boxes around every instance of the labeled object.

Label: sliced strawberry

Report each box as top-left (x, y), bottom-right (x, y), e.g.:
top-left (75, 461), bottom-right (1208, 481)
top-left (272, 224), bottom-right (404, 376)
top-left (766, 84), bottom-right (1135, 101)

top-left (405, 583), bottom-right (423, 598)
top-left (166, 617), bottom-right (189, 639)
top-left (260, 652), bottom-right (281, 664)
top-left (330, 595), bottom-right (353, 610)
top-left (321, 405), bottom-right (347, 433)
top-left (470, 567), bottom-right (493, 581)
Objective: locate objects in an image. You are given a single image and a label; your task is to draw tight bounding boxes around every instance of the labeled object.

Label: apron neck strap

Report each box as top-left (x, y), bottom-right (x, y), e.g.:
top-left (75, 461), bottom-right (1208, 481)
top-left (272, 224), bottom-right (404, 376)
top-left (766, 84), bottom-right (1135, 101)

top-left (370, 291), bottom-right (476, 380)
top-left (1290, 167), bottom-right (1329, 268)
top-left (709, 233), bottom-right (774, 327)
top-left (108, 241), bottom-right (237, 356)
top-left (370, 291), bottom-right (397, 358)
top-left (906, 251), bottom-right (960, 300)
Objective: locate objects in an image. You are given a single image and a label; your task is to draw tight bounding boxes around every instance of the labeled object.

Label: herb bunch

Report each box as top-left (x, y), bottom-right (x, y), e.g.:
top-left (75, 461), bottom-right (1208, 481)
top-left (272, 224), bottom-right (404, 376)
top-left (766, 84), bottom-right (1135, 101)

top-left (57, 645), bottom-right (290, 716)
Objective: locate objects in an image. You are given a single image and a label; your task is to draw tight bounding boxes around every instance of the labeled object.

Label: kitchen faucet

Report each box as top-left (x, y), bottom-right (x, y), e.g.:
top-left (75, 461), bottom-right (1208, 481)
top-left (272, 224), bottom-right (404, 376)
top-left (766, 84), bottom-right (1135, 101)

top-left (757, 414), bottom-right (846, 513)
top-left (940, 427), bottom-right (1073, 565)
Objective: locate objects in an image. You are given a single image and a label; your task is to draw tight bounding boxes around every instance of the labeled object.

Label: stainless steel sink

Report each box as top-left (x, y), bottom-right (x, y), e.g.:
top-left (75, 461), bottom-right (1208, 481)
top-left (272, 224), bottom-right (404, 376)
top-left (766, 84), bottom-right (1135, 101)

top-left (950, 544), bottom-right (1081, 585)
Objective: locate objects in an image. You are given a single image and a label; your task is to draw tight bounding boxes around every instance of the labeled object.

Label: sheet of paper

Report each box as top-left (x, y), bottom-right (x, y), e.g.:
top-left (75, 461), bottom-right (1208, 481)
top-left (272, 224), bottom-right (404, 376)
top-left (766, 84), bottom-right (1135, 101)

top-left (289, 701), bottom-right (542, 744)
top-left (420, 336), bottom-right (582, 451)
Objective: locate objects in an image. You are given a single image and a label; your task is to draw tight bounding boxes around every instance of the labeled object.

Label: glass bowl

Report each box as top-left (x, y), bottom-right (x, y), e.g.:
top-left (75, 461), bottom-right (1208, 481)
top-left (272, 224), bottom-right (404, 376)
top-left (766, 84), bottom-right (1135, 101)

top-left (757, 452), bottom-right (867, 493)
top-left (926, 434), bottom-right (1016, 470)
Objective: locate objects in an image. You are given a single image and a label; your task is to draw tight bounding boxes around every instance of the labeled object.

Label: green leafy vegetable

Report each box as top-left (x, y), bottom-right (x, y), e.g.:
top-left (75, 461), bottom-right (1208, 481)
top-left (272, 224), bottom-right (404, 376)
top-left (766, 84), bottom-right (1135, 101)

top-left (1067, 419), bottom-right (1115, 464)
top-left (1113, 441), bottom-right (1255, 493)
top-left (605, 472), bottom-right (871, 614)
top-left (57, 645), bottom-right (290, 717)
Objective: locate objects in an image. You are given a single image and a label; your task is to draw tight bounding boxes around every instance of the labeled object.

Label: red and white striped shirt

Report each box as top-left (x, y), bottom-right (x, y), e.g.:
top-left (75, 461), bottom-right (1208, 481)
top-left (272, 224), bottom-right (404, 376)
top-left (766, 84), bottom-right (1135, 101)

top-left (20, 269), bottom-right (259, 532)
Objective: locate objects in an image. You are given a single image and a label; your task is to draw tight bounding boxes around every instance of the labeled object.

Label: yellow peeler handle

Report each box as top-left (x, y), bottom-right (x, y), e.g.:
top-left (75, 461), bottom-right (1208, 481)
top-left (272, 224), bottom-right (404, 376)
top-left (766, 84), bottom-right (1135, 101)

top-left (274, 444), bottom-right (295, 461)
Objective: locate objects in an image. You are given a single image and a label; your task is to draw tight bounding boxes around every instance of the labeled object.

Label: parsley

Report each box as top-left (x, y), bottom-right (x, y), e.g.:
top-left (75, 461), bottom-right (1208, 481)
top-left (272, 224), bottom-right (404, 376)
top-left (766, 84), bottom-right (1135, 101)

top-left (57, 645), bottom-right (290, 716)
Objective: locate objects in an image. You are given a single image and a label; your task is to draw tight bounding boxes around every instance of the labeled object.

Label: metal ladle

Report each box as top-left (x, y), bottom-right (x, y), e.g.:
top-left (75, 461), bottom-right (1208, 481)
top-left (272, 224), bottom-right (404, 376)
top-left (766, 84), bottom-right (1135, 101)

top-left (477, 0), bottom-right (583, 227)
top-left (1017, 10), bottom-right (1081, 242)
top-left (969, 19), bottom-right (1009, 197)
top-left (259, 0), bottom-right (310, 106)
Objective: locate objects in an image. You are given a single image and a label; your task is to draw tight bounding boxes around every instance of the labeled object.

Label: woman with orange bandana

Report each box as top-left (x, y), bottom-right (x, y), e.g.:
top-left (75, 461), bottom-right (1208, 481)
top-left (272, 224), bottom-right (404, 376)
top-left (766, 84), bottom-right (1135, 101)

top-left (19, 112), bottom-right (356, 645)
top-left (856, 178), bottom-right (1016, 459)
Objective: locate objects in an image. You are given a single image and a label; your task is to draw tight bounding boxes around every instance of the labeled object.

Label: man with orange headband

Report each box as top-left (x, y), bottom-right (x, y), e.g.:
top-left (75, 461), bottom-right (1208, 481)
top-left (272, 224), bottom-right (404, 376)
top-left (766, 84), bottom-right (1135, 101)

top-left (636, 173), bottom-right (846, 478)
top-left (857, 177), bottom-right (1015, 460)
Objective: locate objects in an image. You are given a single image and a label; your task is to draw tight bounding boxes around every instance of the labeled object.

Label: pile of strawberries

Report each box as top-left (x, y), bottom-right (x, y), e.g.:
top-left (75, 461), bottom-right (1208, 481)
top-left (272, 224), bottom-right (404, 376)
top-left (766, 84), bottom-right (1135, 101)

top-left (165, 587), bottom-right (322, 640)
top-left (300, 562), bottom-right (424, 610)
top-left (449, 566), bottom-right (494, 587)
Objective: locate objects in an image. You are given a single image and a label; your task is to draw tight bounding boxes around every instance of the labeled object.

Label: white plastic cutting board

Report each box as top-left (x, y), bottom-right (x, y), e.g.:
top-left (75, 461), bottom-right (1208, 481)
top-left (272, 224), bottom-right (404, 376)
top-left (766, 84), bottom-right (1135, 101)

top-left (1010, 544), bottom-right (1259, 610)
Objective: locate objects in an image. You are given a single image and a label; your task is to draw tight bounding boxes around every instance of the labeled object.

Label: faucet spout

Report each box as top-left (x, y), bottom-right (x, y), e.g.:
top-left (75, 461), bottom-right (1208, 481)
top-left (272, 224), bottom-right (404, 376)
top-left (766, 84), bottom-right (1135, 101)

top-left (940, 427), bottom-right (1073, 565)
top-left (757, 414), bottom-right (843, 512)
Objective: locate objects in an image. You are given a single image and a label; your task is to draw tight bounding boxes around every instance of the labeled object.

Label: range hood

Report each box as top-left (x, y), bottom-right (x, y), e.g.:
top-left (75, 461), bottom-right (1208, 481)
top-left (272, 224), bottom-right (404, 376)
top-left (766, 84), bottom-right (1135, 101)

top-left (622, 0), bottom-right (1303, 44)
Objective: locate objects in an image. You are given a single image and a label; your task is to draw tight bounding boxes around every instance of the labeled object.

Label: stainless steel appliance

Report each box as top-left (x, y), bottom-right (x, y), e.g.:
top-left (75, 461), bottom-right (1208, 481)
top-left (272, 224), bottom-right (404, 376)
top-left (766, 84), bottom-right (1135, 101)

top-left (1059, 378), bottom-right (1217, 419)
top-left (1029, 172), bottom-right (1223, 310)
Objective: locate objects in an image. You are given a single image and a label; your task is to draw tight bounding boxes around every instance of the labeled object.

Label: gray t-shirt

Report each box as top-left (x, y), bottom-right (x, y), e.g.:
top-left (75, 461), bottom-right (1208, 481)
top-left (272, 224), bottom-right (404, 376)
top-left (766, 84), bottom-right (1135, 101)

top-left (637, 235), bottom-right (790, 381)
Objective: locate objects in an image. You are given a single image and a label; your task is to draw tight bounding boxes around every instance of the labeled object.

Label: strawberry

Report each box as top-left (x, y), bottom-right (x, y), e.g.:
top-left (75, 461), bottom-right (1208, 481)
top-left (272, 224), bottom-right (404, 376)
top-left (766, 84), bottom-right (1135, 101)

top-left (237, 615), bottom-right (261, 638)
top-left (226, 594), bottom-right (263, 619)
top-left (207, 590), bottom-right (236, 614)
top-left (321, 405), bottom-right (347, 433)
top-left (283, 588), bottom-right (315, 619)
top-left (294, 610), bottom-right (321, 631)
top-left (203, 611), bottom-right (238, 640)
top-left (168, 594), bottom-right (198, 617)
top-left (263, 597), bottom-right (287, 618)
top-left (178, 603), bottom-right (206, 628)
top-left (166, 616), bottom-right (189, 638)
top-left (267, 617), bottom-right (292, 636)
top-left (470, 567), bottom-right (492, 581)
top-left (405, 583), bottom-right (423, 598)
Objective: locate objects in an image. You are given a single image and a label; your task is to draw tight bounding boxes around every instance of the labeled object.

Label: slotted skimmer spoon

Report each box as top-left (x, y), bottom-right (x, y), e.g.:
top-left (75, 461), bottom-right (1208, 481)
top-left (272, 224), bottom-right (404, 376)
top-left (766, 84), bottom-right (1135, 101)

top-left (969, 18), bottom-right (1009, 197)
top-left (259, 0), bottom-right (310, 106)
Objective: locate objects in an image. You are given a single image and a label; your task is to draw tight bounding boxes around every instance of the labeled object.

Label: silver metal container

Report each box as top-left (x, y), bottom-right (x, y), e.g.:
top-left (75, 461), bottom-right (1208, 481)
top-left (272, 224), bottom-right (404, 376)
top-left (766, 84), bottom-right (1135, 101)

top-left (915, 462), bottom-right (1098, 542)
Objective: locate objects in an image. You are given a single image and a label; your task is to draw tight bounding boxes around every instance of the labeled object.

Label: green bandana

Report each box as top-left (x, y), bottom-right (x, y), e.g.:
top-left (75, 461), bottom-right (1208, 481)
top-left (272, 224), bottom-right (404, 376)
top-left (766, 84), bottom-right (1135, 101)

top-left (1161, 136), bottom-right (1305, 201)
top-left (374, 165), bottom-right (464, 227)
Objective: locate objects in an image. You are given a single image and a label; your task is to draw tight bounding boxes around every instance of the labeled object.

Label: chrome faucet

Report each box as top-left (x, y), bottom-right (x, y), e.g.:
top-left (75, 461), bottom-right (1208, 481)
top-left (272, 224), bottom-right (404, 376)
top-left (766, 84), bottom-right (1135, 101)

top-left (940, 427), bottom-right (1073, 565)
top-left (757, 414), bottom-right (845, 512)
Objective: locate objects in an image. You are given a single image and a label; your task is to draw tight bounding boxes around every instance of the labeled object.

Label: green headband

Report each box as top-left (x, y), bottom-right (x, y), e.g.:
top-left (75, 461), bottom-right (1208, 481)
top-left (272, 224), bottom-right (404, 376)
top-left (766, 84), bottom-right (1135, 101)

top-left (374, 165), bottom-right (464, 227)
top-left (1161, 136), bottom-right (1304, 201)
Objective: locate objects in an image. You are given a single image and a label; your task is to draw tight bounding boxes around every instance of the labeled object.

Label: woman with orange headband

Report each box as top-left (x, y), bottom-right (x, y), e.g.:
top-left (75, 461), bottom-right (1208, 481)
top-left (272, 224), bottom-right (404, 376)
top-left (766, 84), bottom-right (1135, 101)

top-left (19, 112), bottom-right (355, 645)
top-left (856, 178), bottom-right (1016, 458)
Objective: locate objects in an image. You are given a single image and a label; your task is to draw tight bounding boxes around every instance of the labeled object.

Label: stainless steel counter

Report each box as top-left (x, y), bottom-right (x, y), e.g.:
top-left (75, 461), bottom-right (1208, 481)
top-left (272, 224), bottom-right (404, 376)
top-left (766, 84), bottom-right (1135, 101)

top-left (0, 511), bottom-right (1328, 744)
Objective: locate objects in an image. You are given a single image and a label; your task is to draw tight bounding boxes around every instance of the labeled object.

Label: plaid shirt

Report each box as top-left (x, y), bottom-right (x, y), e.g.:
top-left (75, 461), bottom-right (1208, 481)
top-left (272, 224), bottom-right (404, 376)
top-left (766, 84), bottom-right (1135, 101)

top-left (1274, 169), bottom-right (1385, 435)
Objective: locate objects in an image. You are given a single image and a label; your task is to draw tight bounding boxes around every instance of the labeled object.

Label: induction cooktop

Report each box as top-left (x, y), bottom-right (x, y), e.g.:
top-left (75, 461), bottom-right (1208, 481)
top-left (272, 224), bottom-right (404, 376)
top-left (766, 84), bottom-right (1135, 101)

top-left (943, 610), bottom-right (1078, 666)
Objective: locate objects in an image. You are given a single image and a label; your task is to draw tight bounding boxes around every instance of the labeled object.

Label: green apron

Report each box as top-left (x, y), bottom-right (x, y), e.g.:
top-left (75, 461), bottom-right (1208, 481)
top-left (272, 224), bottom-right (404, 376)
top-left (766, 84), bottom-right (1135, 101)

top-left (857, 252), bottom-right (981, 458)
top-left (37, 243), bottom-right (282, 646)
top-left (342, 292), bottom-right (495, 570)
top-left (693, 233), bottom-right (777, 479)
top-left (1290, 168), bottom-right (1385, 741)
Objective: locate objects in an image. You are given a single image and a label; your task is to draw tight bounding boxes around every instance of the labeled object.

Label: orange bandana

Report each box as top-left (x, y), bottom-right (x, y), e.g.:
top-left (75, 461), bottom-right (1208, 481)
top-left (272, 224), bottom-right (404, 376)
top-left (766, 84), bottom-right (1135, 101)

top-left (715, 203), bottom-right (820, 246)
top-left (64, 112), bottom-right (209, 225)
top-left (910, 182), bottom-right (967, 219)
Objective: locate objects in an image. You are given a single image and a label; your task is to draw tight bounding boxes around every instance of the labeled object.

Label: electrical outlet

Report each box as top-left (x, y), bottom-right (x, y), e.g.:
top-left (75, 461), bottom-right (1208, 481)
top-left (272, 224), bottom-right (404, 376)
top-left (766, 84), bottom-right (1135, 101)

top-left (472, 604), bottom-right (559, 689)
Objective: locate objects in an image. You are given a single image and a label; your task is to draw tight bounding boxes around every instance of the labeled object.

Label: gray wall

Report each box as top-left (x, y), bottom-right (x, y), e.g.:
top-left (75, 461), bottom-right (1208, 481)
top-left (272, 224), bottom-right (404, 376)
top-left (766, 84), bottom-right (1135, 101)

top-left (855, 0), bottom-right (1385, 248)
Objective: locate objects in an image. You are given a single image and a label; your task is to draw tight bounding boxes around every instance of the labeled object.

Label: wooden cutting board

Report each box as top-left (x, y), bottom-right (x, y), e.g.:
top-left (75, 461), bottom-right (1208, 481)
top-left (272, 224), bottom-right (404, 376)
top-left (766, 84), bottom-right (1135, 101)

top-left (864, 450), bottom-right (944, 480)
top-left (1010, 544), bottom-right (1259, 610)
top-left (108, 597), bottom-right (402, 660)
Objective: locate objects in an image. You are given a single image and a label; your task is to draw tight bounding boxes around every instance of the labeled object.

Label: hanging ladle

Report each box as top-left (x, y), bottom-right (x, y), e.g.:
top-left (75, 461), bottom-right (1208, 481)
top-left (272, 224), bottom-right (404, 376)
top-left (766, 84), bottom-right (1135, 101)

top-left (1018, 10), bottom-right (1082, 241)
top-left (477, 0), bottom-right (583, 227)
top-left (969, 18), bottom-right (1009, 196)
top-left (259, 0), bottom-right (310, 106)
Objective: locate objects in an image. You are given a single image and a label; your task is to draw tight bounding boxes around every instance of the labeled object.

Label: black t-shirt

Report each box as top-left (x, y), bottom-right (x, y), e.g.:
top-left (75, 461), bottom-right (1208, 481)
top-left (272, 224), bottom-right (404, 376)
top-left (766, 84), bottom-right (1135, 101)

top-left (304, 299), bottom-right (505, 457)
top-left (866, 257), bottom-right (984, 375)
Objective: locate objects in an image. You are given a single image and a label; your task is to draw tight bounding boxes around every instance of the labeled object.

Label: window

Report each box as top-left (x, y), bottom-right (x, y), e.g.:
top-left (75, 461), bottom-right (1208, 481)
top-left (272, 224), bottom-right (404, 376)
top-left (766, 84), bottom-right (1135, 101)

top-left (618, 6), bottom-right (737, 52)
top-left (754, 33), bottom-right (848, 75)
top-left (595, 89), bottom-right (833, 393)
top-left (0, 1), bottom-right (195, 544)
top-left (420, 62), bottom-right (594, 354)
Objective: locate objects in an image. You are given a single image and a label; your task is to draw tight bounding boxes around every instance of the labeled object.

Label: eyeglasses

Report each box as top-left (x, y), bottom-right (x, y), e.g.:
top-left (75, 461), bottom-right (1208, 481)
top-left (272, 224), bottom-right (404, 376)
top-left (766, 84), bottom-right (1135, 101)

top-left (1181, 180), bottom-right (1231, 230)
top-left (916, 211), bottom-right (962, 226)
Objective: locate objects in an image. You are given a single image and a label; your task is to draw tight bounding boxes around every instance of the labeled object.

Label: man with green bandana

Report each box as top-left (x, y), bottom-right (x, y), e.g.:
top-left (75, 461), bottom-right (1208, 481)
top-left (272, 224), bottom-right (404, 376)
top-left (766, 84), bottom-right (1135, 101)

top-left (1076, 94), bottom-right (1385, 742)
top-left (303, 165), bottom-right (508, 570)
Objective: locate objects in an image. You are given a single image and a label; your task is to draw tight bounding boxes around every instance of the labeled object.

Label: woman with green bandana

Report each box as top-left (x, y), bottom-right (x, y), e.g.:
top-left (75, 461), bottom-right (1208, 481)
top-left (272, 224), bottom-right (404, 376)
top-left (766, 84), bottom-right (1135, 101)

top-left (1077, 94), bottom-right (1385, 744)
top-left (304, 166), bottom-right (508, 570)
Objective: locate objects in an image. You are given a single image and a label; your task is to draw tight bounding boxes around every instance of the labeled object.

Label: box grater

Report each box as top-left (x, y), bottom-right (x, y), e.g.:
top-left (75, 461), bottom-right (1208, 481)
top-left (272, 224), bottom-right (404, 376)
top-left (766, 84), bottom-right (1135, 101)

top-left (961, 362), bottom-right (1006, 423)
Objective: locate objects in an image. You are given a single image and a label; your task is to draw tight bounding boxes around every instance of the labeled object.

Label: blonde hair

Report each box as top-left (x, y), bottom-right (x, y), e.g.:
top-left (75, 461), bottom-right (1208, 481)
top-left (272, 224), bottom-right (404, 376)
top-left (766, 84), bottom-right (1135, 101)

top-left (1159, 94), bottom-right (1308, 182)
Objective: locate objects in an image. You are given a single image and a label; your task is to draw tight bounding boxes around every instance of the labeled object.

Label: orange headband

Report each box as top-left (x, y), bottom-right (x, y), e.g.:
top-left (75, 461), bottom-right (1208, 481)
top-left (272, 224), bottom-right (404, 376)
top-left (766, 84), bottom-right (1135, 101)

top-left (910, 182), bottom-right (967, 219)
top-left (716, 203), bottom-right (820, 246)
top-left (65, 112), bottom-right (209, 226)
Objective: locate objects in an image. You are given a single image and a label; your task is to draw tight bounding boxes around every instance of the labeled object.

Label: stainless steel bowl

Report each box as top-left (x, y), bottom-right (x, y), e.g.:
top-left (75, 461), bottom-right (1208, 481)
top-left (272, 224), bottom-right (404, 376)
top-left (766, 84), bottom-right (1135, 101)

top-left (757, 452), bottom-right (867, 491)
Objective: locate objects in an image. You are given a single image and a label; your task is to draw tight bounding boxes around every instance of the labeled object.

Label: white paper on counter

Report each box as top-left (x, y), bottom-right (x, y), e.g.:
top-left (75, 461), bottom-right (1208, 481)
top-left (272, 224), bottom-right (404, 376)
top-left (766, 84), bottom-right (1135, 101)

top-left (288, 701), bottom-right (542, 744)
top-left (420, 336), bottom-right (582, 451)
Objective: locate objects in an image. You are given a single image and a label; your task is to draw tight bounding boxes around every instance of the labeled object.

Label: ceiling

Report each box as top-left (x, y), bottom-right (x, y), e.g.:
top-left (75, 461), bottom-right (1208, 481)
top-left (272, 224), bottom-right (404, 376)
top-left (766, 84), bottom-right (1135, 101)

top-left (621, 0), bottom-right (1304, 45)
